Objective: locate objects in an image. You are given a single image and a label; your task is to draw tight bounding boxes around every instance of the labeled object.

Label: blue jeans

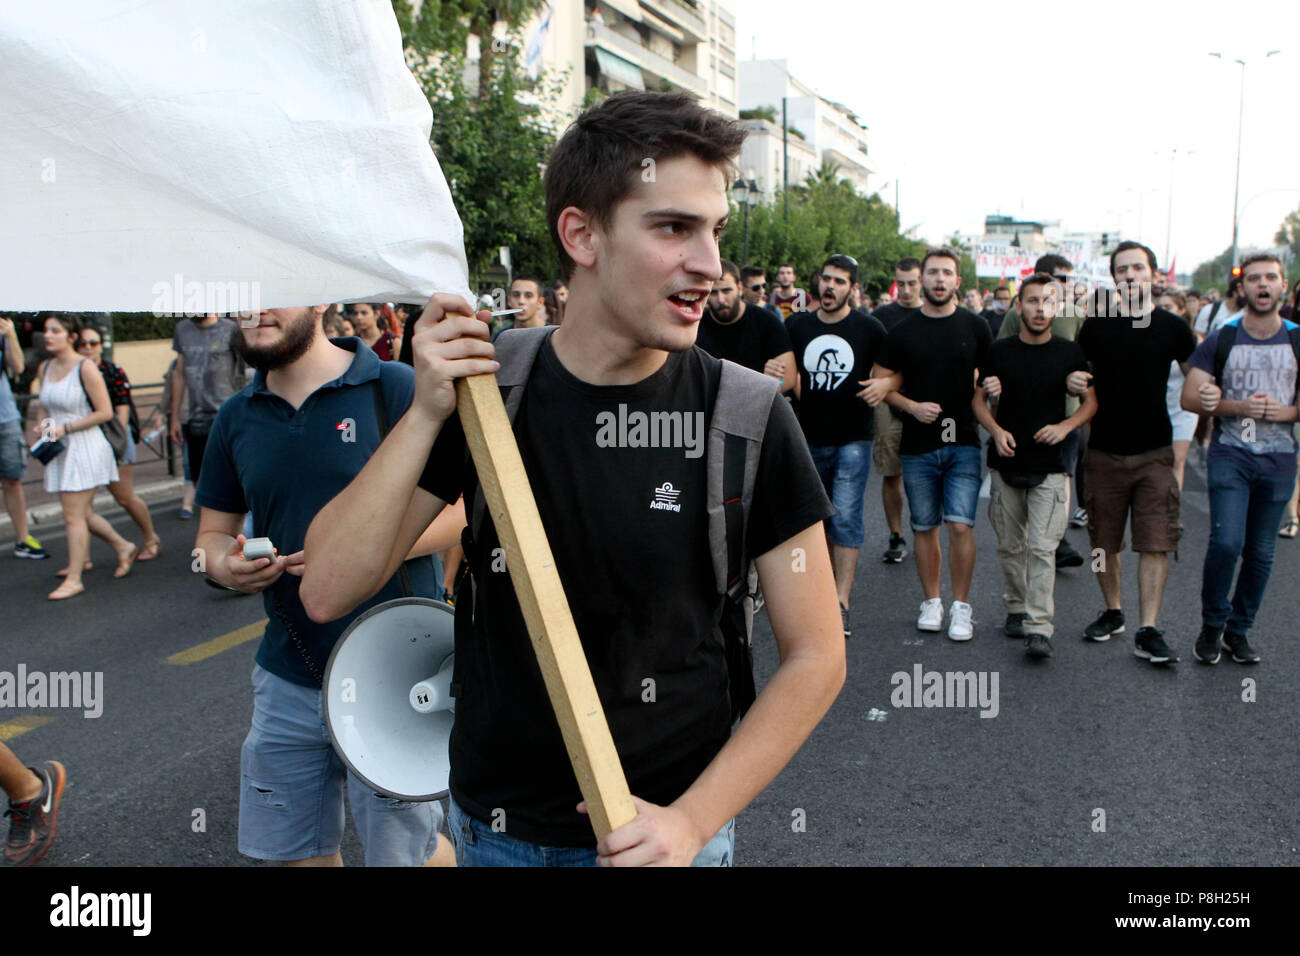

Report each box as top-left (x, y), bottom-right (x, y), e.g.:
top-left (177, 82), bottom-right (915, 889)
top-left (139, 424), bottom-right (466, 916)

top-left (808, 440), bottom-right (873, 548)
top-left (900, 445), bottom-right (982, 531)
top-left (1201, 452), bottom-right (1297, 634)
top-left (448, 795), bottom-right (734, 867)
top-left (238, 664), bottom-right (442, 864)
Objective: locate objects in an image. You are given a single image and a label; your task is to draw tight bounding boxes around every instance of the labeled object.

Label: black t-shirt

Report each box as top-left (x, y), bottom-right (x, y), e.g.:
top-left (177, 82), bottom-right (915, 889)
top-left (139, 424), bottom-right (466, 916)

top-left (872, 302), bottom-right (918, 334)
top-left (416, 339), bottom-right (831, 847)
top-left (982, 337), bottom-right (1089, 475)
top-left (876, 307), bottom-right (993, 455)
top-left (1077, 306), bottom-right (1196, 455)
top-left (695, 302), bottom-right (793, 375)
top-left (786, 309), bottom-right (888, 446)
top-left (981, 308), bottom-right (1006, 336)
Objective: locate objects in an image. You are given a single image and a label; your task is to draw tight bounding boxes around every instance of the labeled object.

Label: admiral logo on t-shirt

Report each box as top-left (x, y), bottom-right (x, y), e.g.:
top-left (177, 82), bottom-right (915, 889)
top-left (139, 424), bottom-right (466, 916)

top-left (649, 481), bottom-right (682, 512)
top-left (802, 335), bottom-right (855, 391)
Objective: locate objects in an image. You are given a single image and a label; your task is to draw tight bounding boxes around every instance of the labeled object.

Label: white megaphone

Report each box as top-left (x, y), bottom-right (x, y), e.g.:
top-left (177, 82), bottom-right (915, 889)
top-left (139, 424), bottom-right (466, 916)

top-left (323, 597), bottom-right (456, 801)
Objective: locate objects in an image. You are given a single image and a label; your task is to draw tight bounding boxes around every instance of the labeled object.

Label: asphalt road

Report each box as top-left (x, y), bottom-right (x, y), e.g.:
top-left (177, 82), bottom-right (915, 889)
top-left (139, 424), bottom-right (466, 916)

top-left (2, 446), bottom-right (1297, 866)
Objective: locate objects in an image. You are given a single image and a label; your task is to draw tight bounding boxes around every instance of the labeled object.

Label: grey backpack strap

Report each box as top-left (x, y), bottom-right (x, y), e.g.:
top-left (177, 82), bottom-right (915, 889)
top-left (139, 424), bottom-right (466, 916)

top-left (469, 326), bottom-right (558, 540)
top-left (707, 359), bottom-right (780, 597)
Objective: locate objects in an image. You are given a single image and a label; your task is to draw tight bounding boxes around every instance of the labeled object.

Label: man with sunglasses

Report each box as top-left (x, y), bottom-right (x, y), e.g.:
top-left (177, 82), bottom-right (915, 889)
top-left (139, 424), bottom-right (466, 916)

top-left (741, 266), bottom-right (783, 320)
top-left (788, 254), bottom-right (888, 638)
top-left (997, 254), bottom-right (1090, 569)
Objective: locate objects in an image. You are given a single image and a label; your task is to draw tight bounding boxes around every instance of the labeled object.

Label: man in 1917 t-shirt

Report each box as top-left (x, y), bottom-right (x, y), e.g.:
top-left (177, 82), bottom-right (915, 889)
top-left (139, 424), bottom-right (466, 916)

top-left (788, 254), bottom-right (888, 637)
top-left (1181, 253), bottom-right (1297, 666)
top-left (973, 274), bottom-right (1096, 659)
top-left (872, 247), bottom-right (992, 641)
top-left (301, 91), bottom-right (844, 867)
top-left (697, 258), bottom-right (794, 391)
top-left (1071, 241), bottom-right (1196, 663)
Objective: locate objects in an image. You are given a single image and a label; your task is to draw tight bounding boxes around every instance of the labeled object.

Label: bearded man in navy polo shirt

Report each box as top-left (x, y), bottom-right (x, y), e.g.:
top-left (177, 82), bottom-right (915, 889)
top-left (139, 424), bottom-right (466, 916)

top-left (193, 306), bottom-right (460, 867)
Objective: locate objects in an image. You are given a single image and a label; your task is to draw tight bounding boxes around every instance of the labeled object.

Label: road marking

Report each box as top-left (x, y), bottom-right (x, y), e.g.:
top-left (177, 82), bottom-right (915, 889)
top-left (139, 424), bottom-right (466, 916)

top-left (166, 619), bottom-right (266, 665)
top-left (0, 716), bottom-right (55, 741)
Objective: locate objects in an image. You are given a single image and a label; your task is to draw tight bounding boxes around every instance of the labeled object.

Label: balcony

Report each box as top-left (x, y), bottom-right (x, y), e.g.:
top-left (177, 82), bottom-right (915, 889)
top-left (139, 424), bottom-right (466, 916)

top-left (639, 0), bottom-right (707, 44)
top-left (586, 20), bottom-right (703, 94)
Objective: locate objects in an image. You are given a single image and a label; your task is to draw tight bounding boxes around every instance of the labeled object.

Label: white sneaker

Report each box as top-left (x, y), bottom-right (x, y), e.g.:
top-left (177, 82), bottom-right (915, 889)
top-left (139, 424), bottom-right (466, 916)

top-left (917, 598), bottom-right (944, 632)
top-left (948, 601), bottom-right (974, 641)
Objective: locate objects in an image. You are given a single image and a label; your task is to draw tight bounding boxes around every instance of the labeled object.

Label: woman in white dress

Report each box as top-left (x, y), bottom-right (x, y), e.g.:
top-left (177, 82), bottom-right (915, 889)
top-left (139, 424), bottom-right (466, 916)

top-left (29, 315), bottom-right (136, 600)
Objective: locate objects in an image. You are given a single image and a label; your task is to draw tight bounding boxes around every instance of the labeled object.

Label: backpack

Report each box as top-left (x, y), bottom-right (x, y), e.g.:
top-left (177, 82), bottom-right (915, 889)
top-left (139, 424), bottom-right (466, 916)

top-left (452, 325), bottom-right (779, 724)
top-left (1211, 319), bottom-right (1300, 395)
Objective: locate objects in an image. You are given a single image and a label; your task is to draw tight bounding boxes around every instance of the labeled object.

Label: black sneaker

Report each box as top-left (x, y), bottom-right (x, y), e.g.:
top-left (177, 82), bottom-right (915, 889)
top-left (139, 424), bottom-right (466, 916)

top-left (1194, 625), bottom-right (1222, 664)
top-left (1055, 539), bottom-right (1084, 569)
top-left (840, 604), bottom-right (851, 640)
top-left (1134, 626), bottom-right (1178, 664)
top-left (1004, 612), bottom-right (1028, 638)
top-left (1025, 633), bottom-right (1053, 659)
top-left (1221, 631), bottom-right (1261, 664)
top-left (4, 760), bottom-right (65, 866)
top-left (883, 533), bottom-right (907, 564)
top-left (1083, 608), bottom-right (1125, 641)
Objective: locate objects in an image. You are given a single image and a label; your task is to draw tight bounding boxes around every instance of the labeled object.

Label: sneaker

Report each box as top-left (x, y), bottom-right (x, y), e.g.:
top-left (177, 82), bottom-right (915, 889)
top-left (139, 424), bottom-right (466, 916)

top-left (1221, 631), bottom-right (1261, 664)
top-left (1134, 626), bottom-right (1178, 664)
top-left (917, 598), bottom-right (943, 632)
top-left (3, 760), bottom-right (66, 867)
top-left (840, 603), bottom-right (851, 640)
top-left (1055, 538), bottom-right (1084, 569)
top-left (1194, 625), bottom-right (1222, 664)
top-left (1004, 612), bottom-right (1028, 639)
top-left (14, 534), bottom-right (48, 560)
top-left (1025, 633), bottom-right (1053, 659)
top-left (1083, 608), bottom-right (1125, 642)
top-left (947, 601), bottom-right (973, 642)
top-left (883, 533), bottom-right (907, 563)
top-left (1070, 507), bottom-right (1087, 528)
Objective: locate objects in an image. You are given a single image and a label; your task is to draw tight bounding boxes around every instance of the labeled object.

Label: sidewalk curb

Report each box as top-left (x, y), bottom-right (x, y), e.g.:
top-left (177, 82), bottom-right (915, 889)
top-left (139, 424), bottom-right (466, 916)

top-left (1, 478), bottom-right (186, 544)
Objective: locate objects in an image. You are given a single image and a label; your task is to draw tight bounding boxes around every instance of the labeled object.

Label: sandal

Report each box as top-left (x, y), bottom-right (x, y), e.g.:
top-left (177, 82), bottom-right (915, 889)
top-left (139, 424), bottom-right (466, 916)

top-left (137, 537), bottom-right (163, 561)
top-left (1280, 518), bottom-right (1299, 539)
top-left (114, 543), bottom-right (139, 578)
top-left (48, 581), bottom-right (85, 601)
top-left (56, 561), bottom-right (94, 578)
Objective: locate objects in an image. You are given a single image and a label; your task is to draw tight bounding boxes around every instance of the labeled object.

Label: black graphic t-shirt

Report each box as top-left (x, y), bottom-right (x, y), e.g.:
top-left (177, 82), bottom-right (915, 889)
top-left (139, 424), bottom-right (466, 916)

top-left (982, 336), bottom-right (1089, 475)
top-left (876, 307), bottom-right (993, 455)
top-left (786, 309), bottom-right (888, 446)
top-left (416, 338), bottom-right (831, 847)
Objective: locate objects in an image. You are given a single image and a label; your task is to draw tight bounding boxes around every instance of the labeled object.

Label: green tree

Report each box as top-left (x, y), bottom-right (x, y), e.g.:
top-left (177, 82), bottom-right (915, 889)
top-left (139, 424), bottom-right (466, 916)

top-left (395, 0), bottom-right (561, 282)
top-left (1191, 245), bottom-right (1235, 294)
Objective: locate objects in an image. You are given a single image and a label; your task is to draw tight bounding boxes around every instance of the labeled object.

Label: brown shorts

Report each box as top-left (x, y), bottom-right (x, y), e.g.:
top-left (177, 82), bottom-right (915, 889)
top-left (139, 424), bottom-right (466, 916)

top-left (872, 407), bottom-right (903, 477)
top-left (1083, 446), bottom-right (1180, 554)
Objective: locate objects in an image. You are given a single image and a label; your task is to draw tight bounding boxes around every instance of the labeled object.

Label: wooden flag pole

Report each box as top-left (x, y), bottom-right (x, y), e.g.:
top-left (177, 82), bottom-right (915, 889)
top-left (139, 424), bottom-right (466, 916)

top-left (455, 373), bottom-right (637, 840)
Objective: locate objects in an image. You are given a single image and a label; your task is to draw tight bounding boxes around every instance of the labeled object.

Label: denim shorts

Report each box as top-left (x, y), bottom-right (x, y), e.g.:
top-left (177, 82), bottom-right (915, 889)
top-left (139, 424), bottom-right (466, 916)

top-left (239, 663), bottom-right (442, 864)
top-left (0, 418), bottom-right (25, 480)
top-left (808, 440), bottom-right (873, 548)
top-left (448, 794), bottom-right (734, 867)
top-left (901, 444), bottom-right (983, 531)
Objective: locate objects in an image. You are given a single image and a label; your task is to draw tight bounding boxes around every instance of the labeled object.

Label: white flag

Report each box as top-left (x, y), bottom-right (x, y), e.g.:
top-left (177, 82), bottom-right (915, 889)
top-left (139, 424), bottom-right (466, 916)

top-left (0, 0), bottom-right (473, 313)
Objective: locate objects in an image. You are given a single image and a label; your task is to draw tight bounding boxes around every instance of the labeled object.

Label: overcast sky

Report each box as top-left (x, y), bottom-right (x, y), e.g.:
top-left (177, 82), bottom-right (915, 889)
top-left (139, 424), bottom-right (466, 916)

top-left (736, 0), bottom-right (1300, 275)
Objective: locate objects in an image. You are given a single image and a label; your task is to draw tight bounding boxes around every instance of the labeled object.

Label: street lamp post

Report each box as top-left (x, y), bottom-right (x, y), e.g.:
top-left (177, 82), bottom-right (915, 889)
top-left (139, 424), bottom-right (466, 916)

top-left (733, 173), bottom-right (759, 265)
top-left (1210, 50), bottom-right (1281, 267)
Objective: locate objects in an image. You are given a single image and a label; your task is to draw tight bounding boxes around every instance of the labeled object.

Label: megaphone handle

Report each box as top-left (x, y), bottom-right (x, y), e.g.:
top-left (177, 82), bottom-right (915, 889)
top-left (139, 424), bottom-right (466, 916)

top-left (456, 372), bottom-right (637, 839)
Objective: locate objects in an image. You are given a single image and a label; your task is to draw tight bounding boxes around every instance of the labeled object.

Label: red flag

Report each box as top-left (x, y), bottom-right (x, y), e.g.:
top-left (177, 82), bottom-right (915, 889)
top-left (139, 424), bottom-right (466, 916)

top-left (888, 280), bottom-right (898, 298)
top-left (1166, 258), bottom-right (1176, 283)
